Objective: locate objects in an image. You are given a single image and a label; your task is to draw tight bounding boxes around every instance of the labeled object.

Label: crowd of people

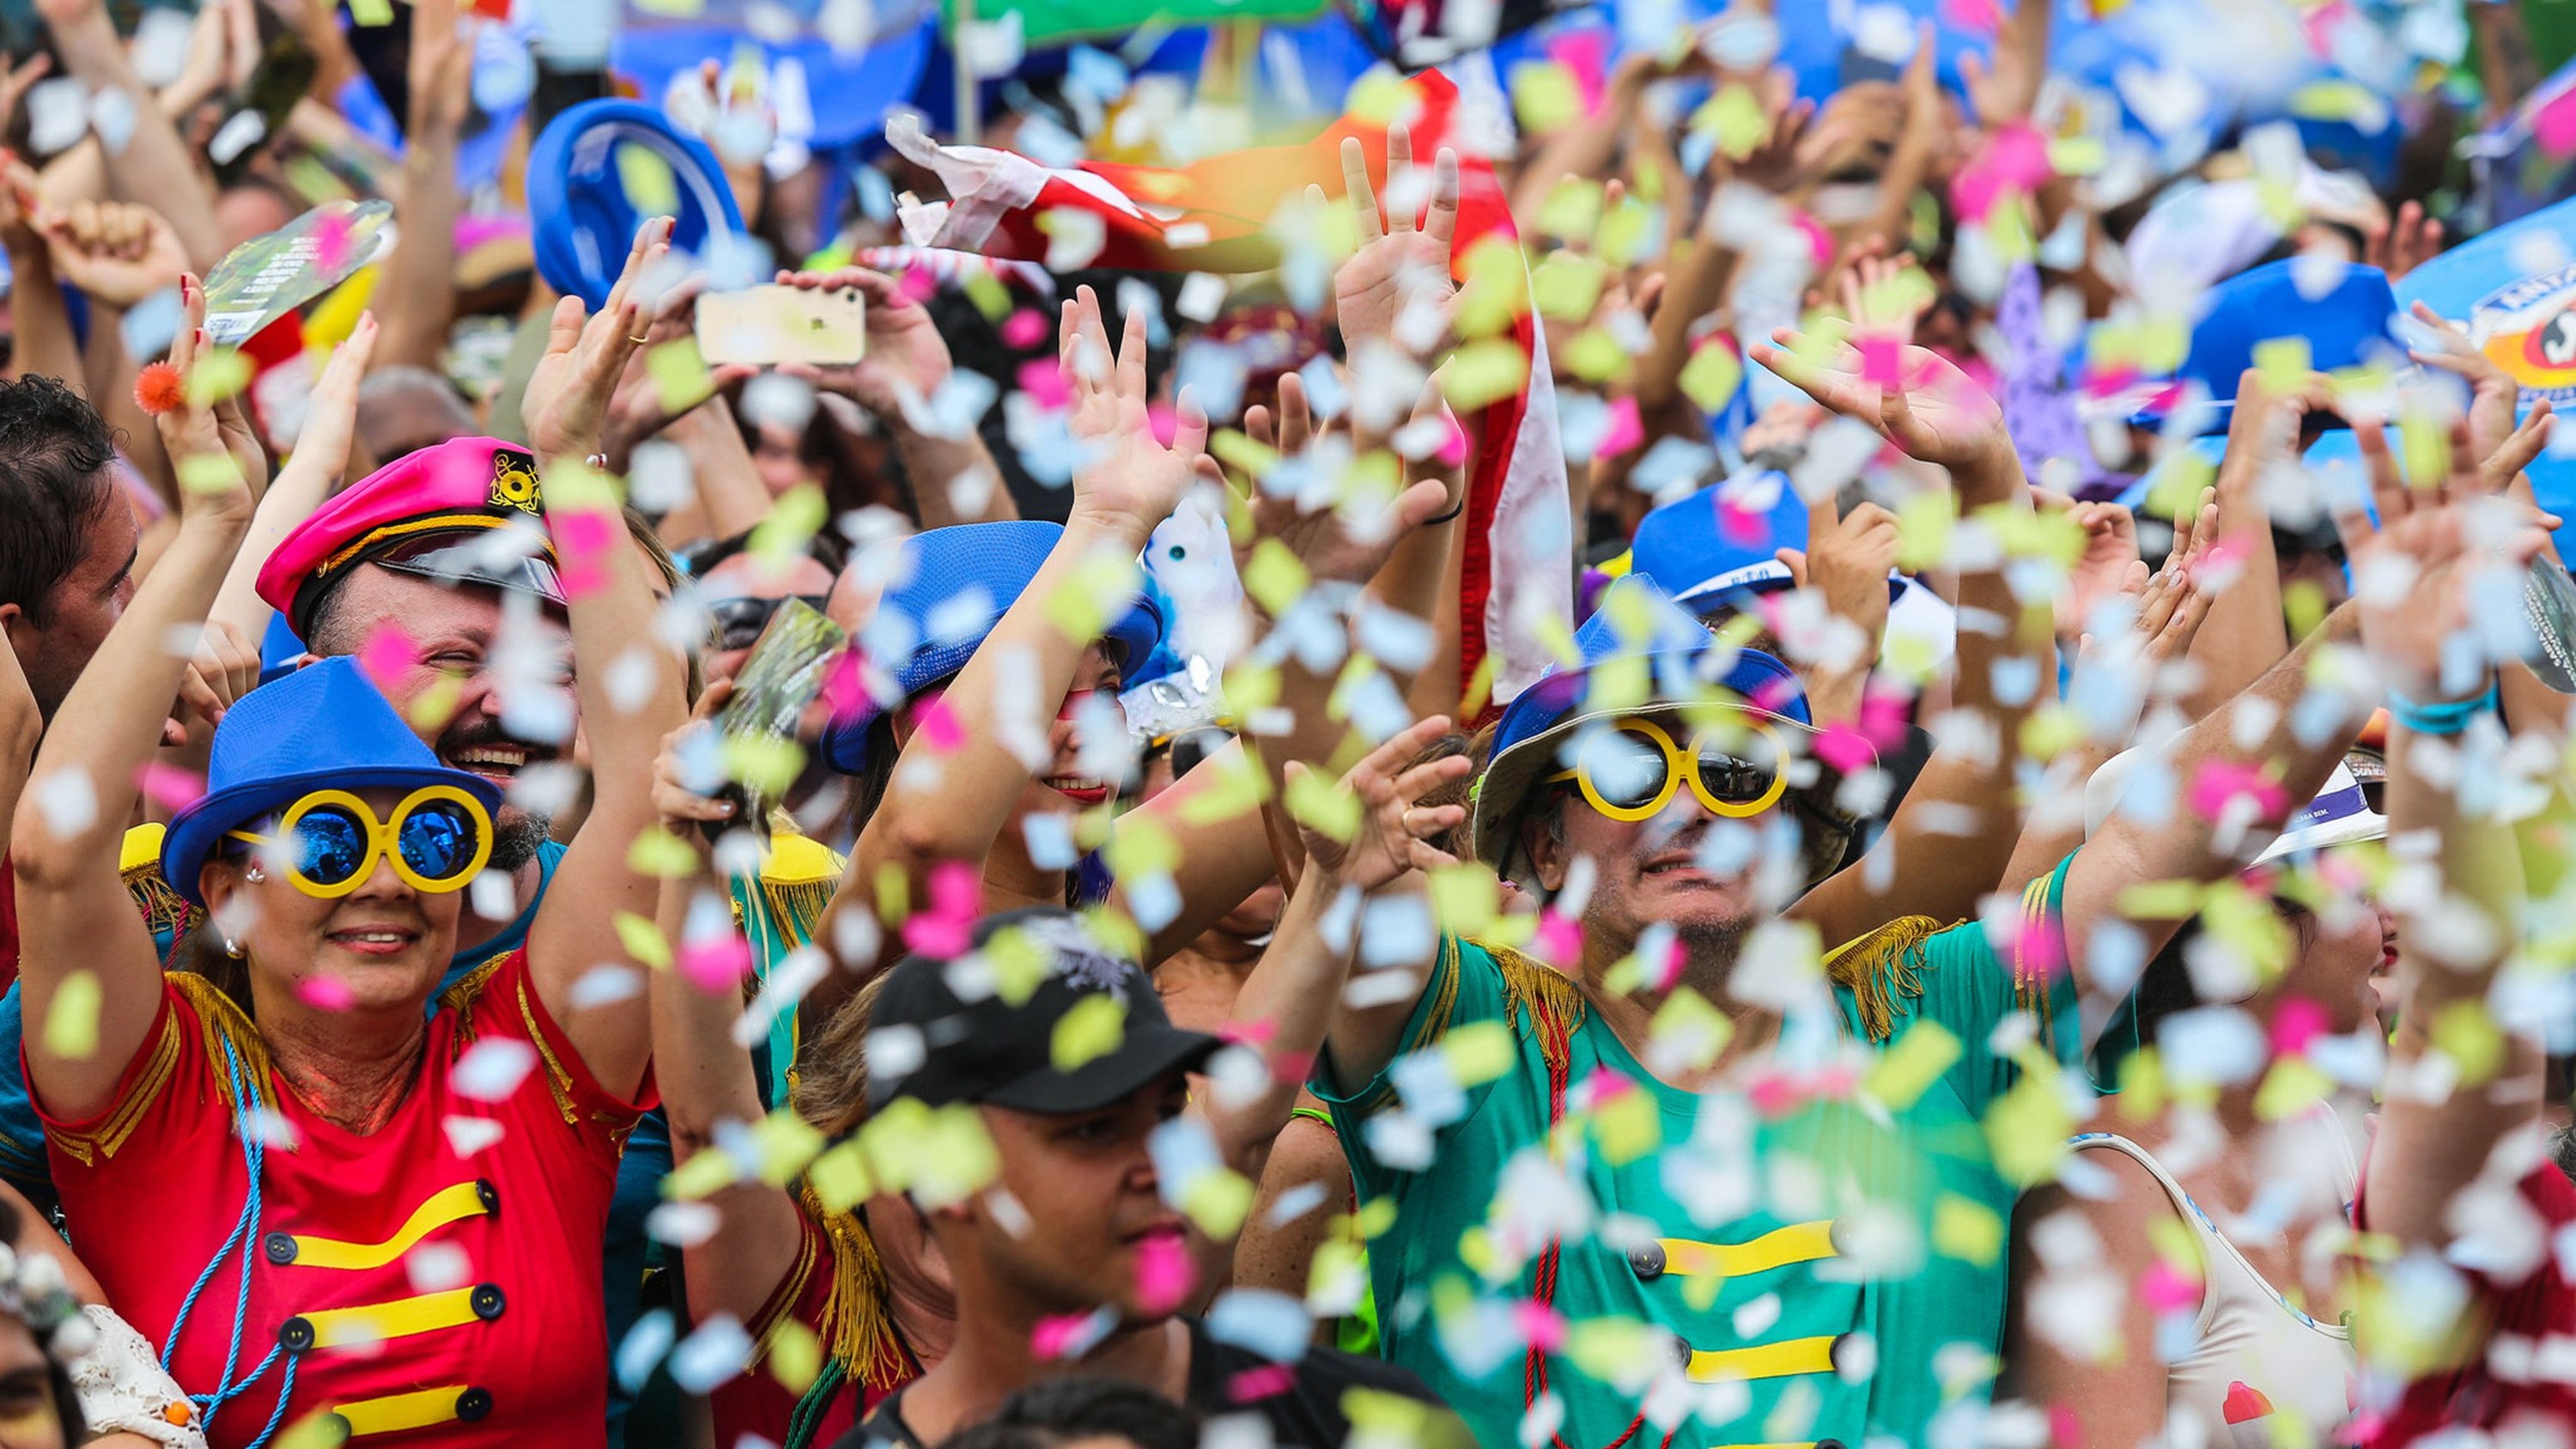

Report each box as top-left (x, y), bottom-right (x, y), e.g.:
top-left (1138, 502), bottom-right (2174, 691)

top-left (0, 0), bottom-right (2572, 1445)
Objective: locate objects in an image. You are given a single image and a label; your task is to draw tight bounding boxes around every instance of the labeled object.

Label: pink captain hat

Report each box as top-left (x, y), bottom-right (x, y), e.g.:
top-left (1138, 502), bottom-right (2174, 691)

top-left (257, 436), bottom-right (567, 638)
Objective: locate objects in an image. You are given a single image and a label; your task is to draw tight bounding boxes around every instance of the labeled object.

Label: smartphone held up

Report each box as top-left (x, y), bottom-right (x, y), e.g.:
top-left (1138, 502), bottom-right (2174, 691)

top-left (696, 283), bottom-right (867, 368)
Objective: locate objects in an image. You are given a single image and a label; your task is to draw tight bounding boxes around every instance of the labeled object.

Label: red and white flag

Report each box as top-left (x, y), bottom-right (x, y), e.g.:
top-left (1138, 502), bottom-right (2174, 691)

top-left (884, 70), bottom-right (1571, 709)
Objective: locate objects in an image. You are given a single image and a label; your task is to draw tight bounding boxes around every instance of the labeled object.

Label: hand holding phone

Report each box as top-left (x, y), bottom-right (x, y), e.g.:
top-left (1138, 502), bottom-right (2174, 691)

top-left (696, 283), bottom-right (867, 368)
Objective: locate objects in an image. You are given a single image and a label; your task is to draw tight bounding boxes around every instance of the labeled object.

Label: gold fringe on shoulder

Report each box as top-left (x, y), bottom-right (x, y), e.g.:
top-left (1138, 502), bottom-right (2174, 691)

top-left (2014, 873), bottom-right (2059, 1041)
top-left (797, 1185), bottom-right (911, 1391)
top-left (760, 876), bottom-right (837, 953)
top-left (123, 862), bottom-right (195, 941)
top-left (1822, 916), bottom-right (1947, 1044)
top-left (1485, 940), bottom-right (1586, 1068)
top-left (170, 973), bottom-right (276, 1111)
top-left (439, 953), bottom-right (512, 1036)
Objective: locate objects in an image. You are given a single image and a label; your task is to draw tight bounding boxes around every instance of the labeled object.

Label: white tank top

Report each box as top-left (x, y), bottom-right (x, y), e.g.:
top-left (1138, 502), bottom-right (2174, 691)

top-left (2069, 1129), bottom-right (2356, 1448)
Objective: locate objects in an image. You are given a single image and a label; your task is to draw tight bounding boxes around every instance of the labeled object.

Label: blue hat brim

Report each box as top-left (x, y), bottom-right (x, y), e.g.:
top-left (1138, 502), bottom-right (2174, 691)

top-left (526, 100), bottom-right (745, 310)
top-left (162, 765), bottom-right (505, 908)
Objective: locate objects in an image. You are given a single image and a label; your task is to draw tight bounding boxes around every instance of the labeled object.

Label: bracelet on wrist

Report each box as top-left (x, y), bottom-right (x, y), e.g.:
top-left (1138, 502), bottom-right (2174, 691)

top-left (2386, 680), bottom-right (2500, 736)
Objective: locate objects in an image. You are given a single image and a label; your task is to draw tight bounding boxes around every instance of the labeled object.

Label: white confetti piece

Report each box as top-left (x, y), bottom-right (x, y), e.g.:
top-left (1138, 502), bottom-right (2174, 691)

top-left (25, 79), bottom-right (88, 156)
top-left (441, 1116), bottom-right (506, 1157)
top-left (667, 1313), bottom-right (753, 1393)
top-left (405, 1241), bottom-right (472, 1294)
top-left (449, 1038), bottom-right (538, 1103)
top-left (206, 109), bottom-right (268, 167)
top-left (31, 769), bottom-right (96, 837)
top-left (647, 1202), bottom-right (722, 1251)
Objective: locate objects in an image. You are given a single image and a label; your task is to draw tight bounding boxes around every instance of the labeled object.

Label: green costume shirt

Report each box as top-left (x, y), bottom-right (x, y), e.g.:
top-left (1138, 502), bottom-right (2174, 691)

top-left (1314, 854), bottom-right (2082, 1449)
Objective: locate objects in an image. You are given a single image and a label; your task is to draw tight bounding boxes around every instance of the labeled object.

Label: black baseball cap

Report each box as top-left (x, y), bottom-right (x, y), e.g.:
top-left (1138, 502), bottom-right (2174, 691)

top-left (867, 907), bottom-right (1222, 1115)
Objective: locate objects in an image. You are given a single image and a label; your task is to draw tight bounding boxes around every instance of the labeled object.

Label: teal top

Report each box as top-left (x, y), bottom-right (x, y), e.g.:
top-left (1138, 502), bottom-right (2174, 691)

top-left (1314, 853), bottom-right (2084, 1449)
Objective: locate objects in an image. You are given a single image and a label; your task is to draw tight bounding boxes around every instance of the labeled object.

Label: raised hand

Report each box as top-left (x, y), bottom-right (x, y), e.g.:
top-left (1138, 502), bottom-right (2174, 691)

top-left (653, 681), bottom-right (737, 832)
top-left (2366, 200), bottom-right (2445, 284)
top-left (1750, 328), bottom-right (2013, 479)
top-left (2086, 486), bottom-right (2212, 668)
top-left (599, 272), bottom-right (756, 469)
top-left (1814, 240), bottom-right (1935, 348)
top-left (526, 216), bottom-right (674, 462)
top-left (776, 265), bottom-right (954, 417)
top-left (1060, 283), bottom-right (1209, 539)
top-left (39, 199), bottom-right (188, 309)
top-left (281, 311), bottom-right (379, 484)
top-left (1236, 370), bottom-right (1450, 593)
top-left (1291, 714), bottom-right (1470, 892)
top-left (1327, 122), bottom-right (1461, 362)
top-left (2408, 301), bottom-right (2524, 462)
top-left (405, 0), bottom-right (477, 140)
top-left (1777, 490), bottom-right (1899, 657)
top-left (161, 618), bottom-right (259, 748)
top-left (2034, 487), bottom-right (2140, 646)
top-left (155, 275), bottom-right (263, 523)
top-left (2339, 419), bottom-right (2555, 700)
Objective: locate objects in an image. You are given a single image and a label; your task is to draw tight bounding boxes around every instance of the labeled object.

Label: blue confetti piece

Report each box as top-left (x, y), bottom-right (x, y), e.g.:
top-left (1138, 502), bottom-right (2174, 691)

top-left (1206, 1289), bottom-right (1315, 1365)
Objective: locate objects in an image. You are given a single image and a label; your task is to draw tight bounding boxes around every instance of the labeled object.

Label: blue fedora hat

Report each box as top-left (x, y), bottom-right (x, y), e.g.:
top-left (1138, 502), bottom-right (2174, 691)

top-left (1469, 575), bottom-right (1846, 881)
top-left (2129, 259), bottom-right (2404, 435)
top-left (823, 521), bottom-right (1166, 775)
top-left (526, 100), bottom-right (745, 310)
top-left (162, 656), bottom-right (503, 906)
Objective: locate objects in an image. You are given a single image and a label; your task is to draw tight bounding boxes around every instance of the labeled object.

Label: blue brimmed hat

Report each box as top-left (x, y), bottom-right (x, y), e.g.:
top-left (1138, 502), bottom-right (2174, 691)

top-left (2126, 259), bottom-right (2405, 435)
top-left (823, 521), bottom-right (1166, 775)
top-left (162, 657), bottom-right (504, 906)
top-left (1631, 472), bottom-right (1909, 609)
top-left (527, 100), bottom-right (745, 310)
top-left (1469, 576), bottom-right (1857, 886)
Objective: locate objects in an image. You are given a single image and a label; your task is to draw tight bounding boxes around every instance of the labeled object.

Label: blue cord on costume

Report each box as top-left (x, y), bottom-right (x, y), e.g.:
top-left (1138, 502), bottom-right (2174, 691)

top-left (156, 1035), bottom-right (297, 1448)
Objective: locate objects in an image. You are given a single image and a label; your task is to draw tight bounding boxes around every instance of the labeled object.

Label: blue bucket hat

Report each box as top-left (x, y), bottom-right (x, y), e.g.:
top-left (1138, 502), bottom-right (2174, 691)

top-left (1469, 575), bottom-right (1855, 885)
top-left (1631, 472), bottom-right (1909, 610)
top-left (2129, 259), bottom-right (2404, 435)
top-left (823, 521), bottom-right (1166, 775)
top-left (161, 657), bottom-right (504, 907)
top-left (527, 99), bottom-right (746, 310)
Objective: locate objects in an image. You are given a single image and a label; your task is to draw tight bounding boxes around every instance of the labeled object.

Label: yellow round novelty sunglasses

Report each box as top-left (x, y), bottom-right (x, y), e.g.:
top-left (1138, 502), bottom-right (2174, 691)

top-left (1543, 715), bottom-right (1789, 822)
top-left (226, 786), bottom-right (495, 898)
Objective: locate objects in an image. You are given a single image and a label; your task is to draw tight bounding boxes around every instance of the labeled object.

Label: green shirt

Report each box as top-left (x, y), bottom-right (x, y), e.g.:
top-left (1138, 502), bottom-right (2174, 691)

top-left (1315, 854), bottom-right (2081, 1449)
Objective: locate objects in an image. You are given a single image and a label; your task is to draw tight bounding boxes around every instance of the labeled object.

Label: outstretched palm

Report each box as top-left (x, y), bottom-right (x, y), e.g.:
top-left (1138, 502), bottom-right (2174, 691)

top-left (1751, 332), bottom-right (2008, 473)
top-left (1061, 284), bottom-right (1207, 535)
top-left (1296, 715), bottom-right (1471, 892)
top-left (1331, 124), bottom-right (1461, 361)
top-left (2337, 419), bottom-right (2552, 699)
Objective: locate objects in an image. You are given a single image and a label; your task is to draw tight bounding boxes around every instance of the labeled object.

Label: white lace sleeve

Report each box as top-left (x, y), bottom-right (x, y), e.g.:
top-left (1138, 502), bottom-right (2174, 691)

top-left (64, 1304), bottom-right (204, 1448)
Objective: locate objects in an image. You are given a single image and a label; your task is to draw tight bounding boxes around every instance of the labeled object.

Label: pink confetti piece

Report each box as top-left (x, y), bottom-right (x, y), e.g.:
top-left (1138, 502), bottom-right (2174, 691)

top-left (1717, 491), bottom-right (1770, 547)
top-left (679, 930), bottom-right (752, 994)
top-left (902, 860), bottom-right (983, 959)
top-left (297, 975), bottom-right (356, 1011)
top-left (1147, 402), bottom-right (1180, 447)
top-left (1941, 0), bottom-right (2002, 31)
top-left (1793, 211), bottom-right (1835, 271)
top-left (1514, 1300), bottom-right (1567, 1354)
top-left (820, 648), bottom-right (872, 721)
top-left (1856, 336), bottom-right (1904, 389)
top-left (1595, 395), bottom-right (1643, 459)
top-left (2186, 760), bottom-right (2287, 823)
top-left (556, 559), bottom-right (609, 601)
top-left (999, 307), bottom-right (1050, 348)
top-left (1547, 28), bottom-right (1612, 118)
top-left (1031, 1307), bottom-right (1115, 1361)
top-left (899, 267), bottom-right (939, 304)
top-left (2141, 1258), bottom-right (2202, 1314)
top-left (2539, 92), bottom-right (2576, 158)
top-left (357, 622), bottom-right (420, 691)
top-left (1225, 1365), bottom-right (1295, 1404)
top-left (1267, 1049), bottom-right (1315, 1082)
top-left (2271, 995), bottom-right (2328, 1058)
top-left (313, 210), bottom-right (354, 273)
top-left (914, 694), bottom-right (965, 752)
top-left (554, 509), bottom-right (617, 557)
top-left (2014, 916), bottom-right (2067, 983)
top-left (1815, 724), bottom-right (1876, 773)
top-left (1133, 1230), bottom-right (1195, 1315)
top-left (136, 763), bottom-right (204, 812)
top-left (1219, 1018), bottom-right (1278, 1047)
top-left (1858, 686), bottom-right (1911, 749)
top-left (1951, 167), bottom-right (2006, 225)
top-left (1532, 910), bottom-right (1583, 968)
top-left (1434, 406), bottom-right (1471, 468)
top-left (1017, 357), bottom-right (1071, 411)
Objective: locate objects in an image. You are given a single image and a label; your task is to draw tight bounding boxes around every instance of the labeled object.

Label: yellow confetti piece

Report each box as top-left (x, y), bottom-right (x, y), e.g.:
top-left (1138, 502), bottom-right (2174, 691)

top-left (1441, 1020), bottom-right (1516, 1087)
top-left (1531, 253), bottom-right (1606, 324)
top-left (275, 1412), bottom-right (352, 1449)
top-left (2252, 336), bottom-right (2313, 391)
top-left (1510, 60), bottom-right (1583, 135)
top-left (2254, 1055), bottom-right (2332, 1121)
top-left (1051, 992), bottom-right (1127, 1073)
top-left (1182, 1168), bottom-right (1255, 1239)
top-left (43, 971), bottom-right (99, 1060)
top-left (1534, 177), bottom-right (1604, 240)
top-left (665, 1142), bottom-right (739, 1201)
top-left (2144, 1211), bottom-right (2201, 1283)
top-left (2046, 135), bottom-right (2108, 176)
top-left (1043, 551), bottom-right (1139, 645)
top-left (1173, 747), bottom-right (1270, 826)
top-left (1100, 810), bottom-right (1182, 880)
top-left (178, 453), bottom-right (244, 496)
top-left (1595, 201), bottom-right (1652, 271)
top-left (1209, 429), bottom-right (1281, 481)
top-left (1560, 328), bottom-right (1629, 385)
top-left (1677, 342), bottom-right (1743, 414)
top-left (808, 1141), bottom-right (876, 1213)
top-left (872, 861), bottom-right (910, 928)
top-left (184, 345), bottom-right (252, 405)
top-left (1426, 863), bottom-right (1499, 939)
top-left (721, 734), bottom-right (807, 797)
top-left (405, 673), bottom-right (464, 734)
top-left (617, 142), bottom-right (681, 217)
top-left (2431, 999), bottom-right (2507, 1086)
top-left (860, 1099), bottom-right (998, 1209)
top-left (1240, 539), bottom-right (1311, 618)
top-left (346, 0), bottom-right (392, 22)
top-left (2116, 879), bottom-right (2207, 921)
top-left (768, 1319), bottom-right (823, 1393)
top-left (1866, 1020), bottom-right (1960, 1111)
top-left (1931, 1193), bottom-right (2003, 1267)
top-left (1564, 1317), bottom-right (1659, 1383)
top-left (2018, 704), bottom-right (2086, 763)
top-left (626, 825), bottom-right (700, 880)
top-left (1893, 492), bottom-right (1958, 573)
top-left (962, 267), bottom-right (1011, 323)
top-left (1453, 237), bottom-right (1531, 339)
top-left (1983, 1066), bottom-right (2072, 1187)
top-left (2283, 580), bottom-right (2330, 642)
top-left (753, 1108), bottom-right (826, 1186)
top-left (1645, 987), bottom-right (1732, 1075)
top-left (616, 911), bottom-right (672, 971)
top-left (1344, 70), bottom-right (1414, 127)
top-left (1697, 83), bottom-right (1770, 161)
top-left (1285, 764), bottom-right (1359, 843)
top-left (2397, 409), bottom-right (2448, 488)
top-left (2117, 1045), bottom-right (2166, 1124)
top-left (1589, 1086), bottom-right (1662, 1165)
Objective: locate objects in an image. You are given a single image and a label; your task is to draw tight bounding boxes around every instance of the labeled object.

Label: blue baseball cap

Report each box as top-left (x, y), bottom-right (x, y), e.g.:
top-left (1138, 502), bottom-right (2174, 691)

top-left (162, 657), bottom-right (503, 907)
top-left (2129, 259), bottom-right (2404, 435)
top-left (526, 99), bottom-right (745, 310)
top-left (823, 521), bottom-right (1165, 775)
top-left (1631, 472), bottom-right (1909, 610)
top-left (1468, 575), bottom-right (1855, 883)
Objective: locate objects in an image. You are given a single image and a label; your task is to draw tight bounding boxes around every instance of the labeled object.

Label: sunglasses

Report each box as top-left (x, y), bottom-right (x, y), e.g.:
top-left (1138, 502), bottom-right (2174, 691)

top-left (1544, 715), bottom-right (1789, 822)
top-left (226, 787), bottom-right (495, 898)
top-left (1151, 726), bottom-right (1234, 781)
top-left (708, 594), bottom-right (834, 653)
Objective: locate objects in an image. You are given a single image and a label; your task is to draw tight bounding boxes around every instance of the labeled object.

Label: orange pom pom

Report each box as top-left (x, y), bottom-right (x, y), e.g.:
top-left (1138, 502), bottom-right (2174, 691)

top-left (133, 362), bottom-right (183, 417)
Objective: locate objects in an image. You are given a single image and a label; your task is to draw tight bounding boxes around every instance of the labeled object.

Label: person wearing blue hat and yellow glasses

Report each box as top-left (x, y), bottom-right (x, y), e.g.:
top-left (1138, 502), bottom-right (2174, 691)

top-left (1296, 332), bottom-right (2384, 1449)
top-left (7, 232), bottom-right (686, 1447)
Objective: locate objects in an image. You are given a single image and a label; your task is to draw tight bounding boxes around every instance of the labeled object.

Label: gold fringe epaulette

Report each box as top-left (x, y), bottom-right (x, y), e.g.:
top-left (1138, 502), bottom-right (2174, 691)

top-left (799, 1185), bottom-right (911, 1391)
top-left (120, 825), bottom-right (194, 940)
top-left (1821, 916), bottom-right (1947, 1044)
top-left (1485, 940), bottom-right (1586, 1068)
top-left (439, 953), bottom-right (510, 1029)
top-left (170, 972), bottom-right (276, 1111)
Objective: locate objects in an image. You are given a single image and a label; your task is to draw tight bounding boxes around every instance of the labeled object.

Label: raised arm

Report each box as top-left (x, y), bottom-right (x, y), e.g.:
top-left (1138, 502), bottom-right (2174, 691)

top-left (2350, 430), bottom-right (2551, 1252)
top-left (519, 218), bottom-right (693, 1102)
top-left (780, 266), bottom-right (1018, 528)
top-left (12, 280), bottom-right (255, 1120)
top-left (371, 0), bottom-right (471, 374)
top-left (831, 286), bottom-right (1204, 925)
top-left (2176, 371), bottom-right (2314, 718)
top-left (647, 681), bottom-right (810, 1327)
top-left (35, 0), bottom-right (224, 270)
top-left (1750, 333), bottom-right (2052, 943)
